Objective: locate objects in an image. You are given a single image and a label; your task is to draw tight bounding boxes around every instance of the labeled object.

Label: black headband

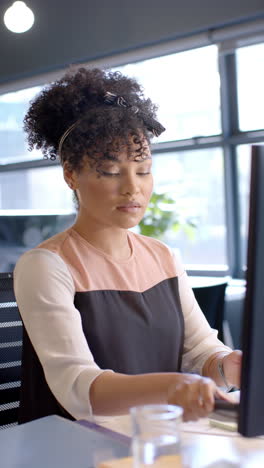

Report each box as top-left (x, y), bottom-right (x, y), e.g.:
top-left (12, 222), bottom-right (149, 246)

top-left (104, 91), bottom-right (166, 137)
top-left (58, 91), bottom-right (166, 158)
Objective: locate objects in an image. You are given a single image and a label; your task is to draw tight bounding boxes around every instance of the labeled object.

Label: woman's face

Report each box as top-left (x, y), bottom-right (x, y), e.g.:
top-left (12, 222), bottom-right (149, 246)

top-left (64, 140), bottom-right (153, 230)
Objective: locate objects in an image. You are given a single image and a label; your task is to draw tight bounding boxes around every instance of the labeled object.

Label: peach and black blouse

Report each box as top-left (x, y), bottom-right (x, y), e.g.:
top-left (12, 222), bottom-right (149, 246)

top-left (14, 228), bottom-right (230, 423)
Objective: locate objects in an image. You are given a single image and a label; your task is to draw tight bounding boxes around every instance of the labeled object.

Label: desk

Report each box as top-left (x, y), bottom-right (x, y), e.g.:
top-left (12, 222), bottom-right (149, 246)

top-left (1, 415), bottom-right (264, 468)
top-left (0, 415), bottom-right (129, 468)
top-left (80, 414), bottom-right (264, 468)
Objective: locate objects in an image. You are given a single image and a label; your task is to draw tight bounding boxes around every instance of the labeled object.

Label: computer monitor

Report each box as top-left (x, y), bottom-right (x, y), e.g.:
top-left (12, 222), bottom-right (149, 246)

top-left (238, 144), bottom-right (264, 437)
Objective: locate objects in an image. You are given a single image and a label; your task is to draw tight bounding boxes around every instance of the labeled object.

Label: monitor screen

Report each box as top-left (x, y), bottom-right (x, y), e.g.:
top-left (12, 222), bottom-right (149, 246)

top-left (239, 144), bottom-right (264, 437)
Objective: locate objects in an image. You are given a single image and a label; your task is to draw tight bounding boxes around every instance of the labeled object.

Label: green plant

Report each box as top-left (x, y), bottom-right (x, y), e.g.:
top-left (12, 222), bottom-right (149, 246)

top-left (138, 192), bottom-right (196, 240)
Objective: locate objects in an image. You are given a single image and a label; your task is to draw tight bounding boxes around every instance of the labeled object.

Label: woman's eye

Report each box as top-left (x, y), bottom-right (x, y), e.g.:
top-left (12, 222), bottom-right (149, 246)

top-left (101, 170), bottom-right (151, 177)
top-left (101, 171), bottom-right (120, 177)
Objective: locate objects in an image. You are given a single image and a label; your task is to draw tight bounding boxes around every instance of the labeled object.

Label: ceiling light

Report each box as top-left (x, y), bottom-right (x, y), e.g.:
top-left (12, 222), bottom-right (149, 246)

top-left (4, 1), bottom-right (34, 34)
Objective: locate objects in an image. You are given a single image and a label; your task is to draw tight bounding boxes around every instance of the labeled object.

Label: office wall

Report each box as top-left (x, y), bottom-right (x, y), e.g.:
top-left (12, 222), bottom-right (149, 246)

top-left (0, 0), bottom-right (264, 84)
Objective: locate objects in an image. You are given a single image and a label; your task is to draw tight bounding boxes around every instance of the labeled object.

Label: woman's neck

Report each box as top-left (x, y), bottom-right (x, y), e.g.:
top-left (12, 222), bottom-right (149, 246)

top-left (72, 219), bottom-right (131, 261)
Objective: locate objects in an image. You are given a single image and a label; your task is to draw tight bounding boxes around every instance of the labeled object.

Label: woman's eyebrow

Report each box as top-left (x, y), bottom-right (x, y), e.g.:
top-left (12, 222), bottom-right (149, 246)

top-left (101, 153), bottom-right (120, 162)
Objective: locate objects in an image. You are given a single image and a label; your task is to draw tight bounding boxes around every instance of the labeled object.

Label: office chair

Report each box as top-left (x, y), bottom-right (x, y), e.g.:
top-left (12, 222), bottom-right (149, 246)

top-left (192, 281), bottom-right (228, 343)
top-left (0, 272), bottom-right (22, 429)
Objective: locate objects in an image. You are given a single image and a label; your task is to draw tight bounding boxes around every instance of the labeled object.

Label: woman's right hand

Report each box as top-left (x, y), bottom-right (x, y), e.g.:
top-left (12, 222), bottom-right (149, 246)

top-left (167, 373), bottom-right (230, 422)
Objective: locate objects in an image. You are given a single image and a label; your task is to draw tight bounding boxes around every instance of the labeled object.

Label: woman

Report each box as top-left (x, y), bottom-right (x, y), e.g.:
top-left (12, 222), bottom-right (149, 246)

top-left (14, 67), bottom-right (241, 425)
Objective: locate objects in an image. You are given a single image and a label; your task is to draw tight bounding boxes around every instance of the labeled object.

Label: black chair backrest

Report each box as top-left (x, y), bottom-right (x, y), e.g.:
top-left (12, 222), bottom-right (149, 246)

top-left (193, 282), bottom-right (228, 342)
top-left (0, 272), bottom-right (22, 429)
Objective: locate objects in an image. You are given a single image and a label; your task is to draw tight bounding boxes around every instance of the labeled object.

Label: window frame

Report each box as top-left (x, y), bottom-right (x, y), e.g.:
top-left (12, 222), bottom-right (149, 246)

top-left (1, 26), bottom-right (264, 278)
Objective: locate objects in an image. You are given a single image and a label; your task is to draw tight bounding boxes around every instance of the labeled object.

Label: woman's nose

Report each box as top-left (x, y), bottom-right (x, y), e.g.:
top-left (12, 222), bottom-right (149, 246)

top-left (120, 174), bottom-right (139, 196)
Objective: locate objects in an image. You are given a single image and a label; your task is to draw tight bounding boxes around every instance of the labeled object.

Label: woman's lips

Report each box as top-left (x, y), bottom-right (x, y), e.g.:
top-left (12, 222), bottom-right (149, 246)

top-left (116, 202), bottom-right (141, 213)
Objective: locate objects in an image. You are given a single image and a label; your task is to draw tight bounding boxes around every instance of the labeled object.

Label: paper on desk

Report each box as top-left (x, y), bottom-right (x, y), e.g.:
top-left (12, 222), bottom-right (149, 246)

top-left (182, 419), bottom-right (238, 437)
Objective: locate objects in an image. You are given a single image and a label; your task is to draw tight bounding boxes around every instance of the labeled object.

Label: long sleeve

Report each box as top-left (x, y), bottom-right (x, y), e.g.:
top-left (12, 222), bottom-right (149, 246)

top-left (172, 251), bottom-right (232, 374)
top-left (14, 249), bottom-right (112, 420)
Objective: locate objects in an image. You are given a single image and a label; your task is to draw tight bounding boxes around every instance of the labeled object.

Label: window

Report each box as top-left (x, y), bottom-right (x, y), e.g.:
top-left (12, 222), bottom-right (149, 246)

top-left (114, 41), bottom-right (264, 275)
top-left (237, 145), bottom-right (251, 269)
top-left (0, 166), bottom-right (75, 272)
top-left (236, 43), bottom-right (264, 132)
top-left (152, 148), bottom-right (227, 268)
top-left (0, 166), bottom-right (74, 211)
top-left (0, 86), bottom-right (43, 164)
top-left (1, 35), bottom-right (264, 275)
top-left (114, 46), bottom-right (221, 142)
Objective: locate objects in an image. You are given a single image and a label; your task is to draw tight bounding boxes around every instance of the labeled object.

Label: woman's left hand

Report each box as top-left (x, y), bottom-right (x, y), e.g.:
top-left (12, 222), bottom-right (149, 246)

top-left (222, 350), bottom-right (242, 388)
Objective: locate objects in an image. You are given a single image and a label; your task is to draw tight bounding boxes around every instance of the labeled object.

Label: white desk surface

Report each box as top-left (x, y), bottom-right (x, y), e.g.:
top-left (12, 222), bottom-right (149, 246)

top-left (91, 413), bottom-right (264, 468)
top-left (1, 413), bottom-right (264, 468)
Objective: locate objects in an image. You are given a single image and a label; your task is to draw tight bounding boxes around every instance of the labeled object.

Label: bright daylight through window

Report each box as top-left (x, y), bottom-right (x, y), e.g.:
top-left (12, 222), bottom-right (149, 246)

top-left (0, 41), bottom-right (263, 274)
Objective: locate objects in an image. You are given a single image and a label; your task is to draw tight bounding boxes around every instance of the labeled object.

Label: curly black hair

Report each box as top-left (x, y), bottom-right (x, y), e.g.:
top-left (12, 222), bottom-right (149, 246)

top-left (23, 67), bottom-right (163, 172)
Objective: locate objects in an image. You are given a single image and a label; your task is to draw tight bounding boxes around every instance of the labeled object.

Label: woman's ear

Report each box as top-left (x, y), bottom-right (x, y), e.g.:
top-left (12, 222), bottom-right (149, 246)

top-left (63, 163), bottom-right (78, 190)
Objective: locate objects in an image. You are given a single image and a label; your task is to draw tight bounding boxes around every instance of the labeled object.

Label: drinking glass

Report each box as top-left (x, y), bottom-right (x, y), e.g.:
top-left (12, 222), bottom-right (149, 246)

top-left (130, 404), bottom-right (183, 467)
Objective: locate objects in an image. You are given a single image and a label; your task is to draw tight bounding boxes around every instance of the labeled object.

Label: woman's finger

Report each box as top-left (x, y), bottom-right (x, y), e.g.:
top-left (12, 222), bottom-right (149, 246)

top-left (199, 379), bottom-right (215, 412)
top-left (184, 378), bottom-right (214, 418)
